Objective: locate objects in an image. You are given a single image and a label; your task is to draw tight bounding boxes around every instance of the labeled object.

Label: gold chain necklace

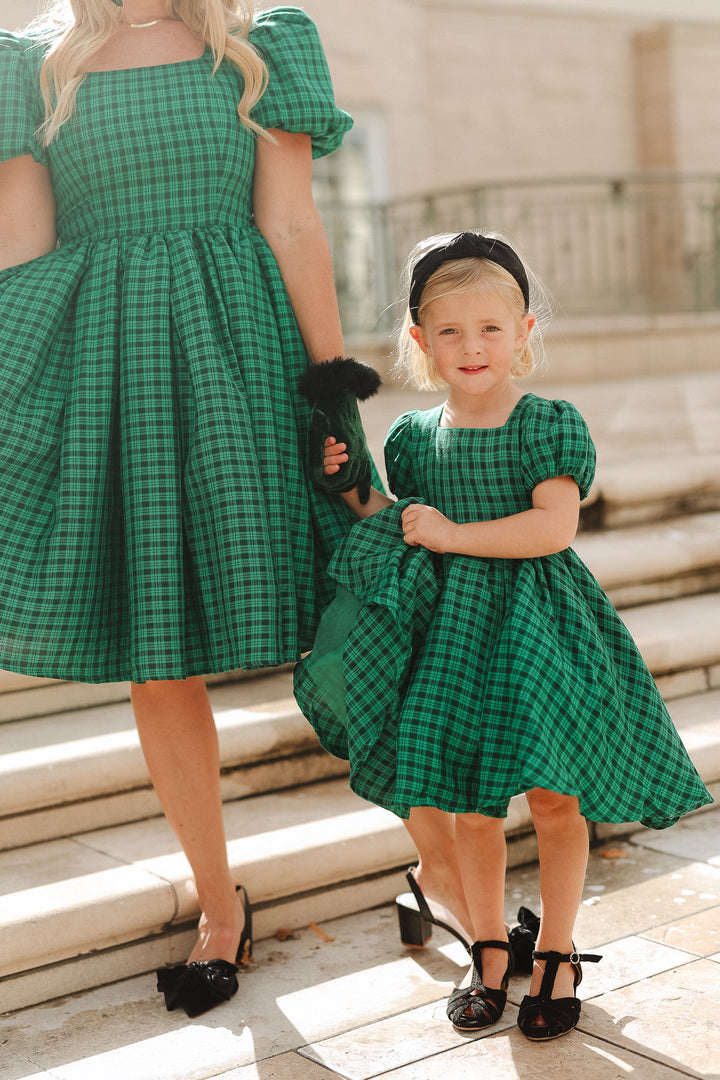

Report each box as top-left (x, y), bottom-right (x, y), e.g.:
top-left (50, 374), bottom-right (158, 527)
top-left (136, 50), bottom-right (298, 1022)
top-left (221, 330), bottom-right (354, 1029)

top-left (122, 17), bottom-right (175, 28)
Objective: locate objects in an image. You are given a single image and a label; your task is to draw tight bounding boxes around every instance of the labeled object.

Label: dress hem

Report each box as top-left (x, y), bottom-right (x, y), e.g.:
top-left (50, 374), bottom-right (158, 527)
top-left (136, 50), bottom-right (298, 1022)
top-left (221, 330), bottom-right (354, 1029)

top-left (0, 651), bottom-right (303, 685)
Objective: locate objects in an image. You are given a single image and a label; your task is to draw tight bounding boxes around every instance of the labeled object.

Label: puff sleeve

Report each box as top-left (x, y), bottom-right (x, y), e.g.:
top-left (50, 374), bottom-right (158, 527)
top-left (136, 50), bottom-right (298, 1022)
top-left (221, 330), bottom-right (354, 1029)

top-left (0, 31), bottom-right (46, 165)
top-left (520, 399), bottom-right (596, 501)
top-left (249, 7), bottom-right (352, 159)
top-left (385, 413), bottom-right (420, 499)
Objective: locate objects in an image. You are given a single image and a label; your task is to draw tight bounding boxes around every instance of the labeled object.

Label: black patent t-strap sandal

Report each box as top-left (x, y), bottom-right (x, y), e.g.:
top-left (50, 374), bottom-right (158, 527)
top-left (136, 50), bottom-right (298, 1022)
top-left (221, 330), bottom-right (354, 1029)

top-left (447, 939), bottom-right (514, 1032)
top-left (517, 948), bottom-right (602, 1041)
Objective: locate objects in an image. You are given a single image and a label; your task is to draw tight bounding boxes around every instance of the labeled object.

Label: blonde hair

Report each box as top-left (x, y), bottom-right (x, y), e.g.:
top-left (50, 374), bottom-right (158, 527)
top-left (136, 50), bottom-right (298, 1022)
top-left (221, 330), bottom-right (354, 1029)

top-left (29, 0), bottom-right (269, 145)
top-left (395, 232), bottom-right (550, 392)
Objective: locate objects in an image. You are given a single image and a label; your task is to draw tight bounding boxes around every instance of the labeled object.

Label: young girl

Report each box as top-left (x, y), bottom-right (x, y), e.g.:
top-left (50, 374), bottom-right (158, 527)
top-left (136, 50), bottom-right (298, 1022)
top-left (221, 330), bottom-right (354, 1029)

top-left (294, 230), bottom-right (713, 1040)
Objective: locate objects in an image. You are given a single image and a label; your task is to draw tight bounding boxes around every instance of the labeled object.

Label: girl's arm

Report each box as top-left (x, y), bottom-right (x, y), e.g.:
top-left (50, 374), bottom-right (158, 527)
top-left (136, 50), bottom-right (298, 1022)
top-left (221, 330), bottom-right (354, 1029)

top-left (0, 155), bottom-right (56, 271)
top-left (401, 475), bottom-right (580, 557)
top-left (253, 129), bottom-right (344, 362)
top-left (324, 436), bottom-right (393, 519)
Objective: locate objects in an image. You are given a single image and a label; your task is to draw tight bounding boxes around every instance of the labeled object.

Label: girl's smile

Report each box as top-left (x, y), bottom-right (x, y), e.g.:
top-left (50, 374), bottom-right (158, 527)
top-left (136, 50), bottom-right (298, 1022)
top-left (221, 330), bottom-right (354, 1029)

top-left (409, 290), bottom-right (535, 420)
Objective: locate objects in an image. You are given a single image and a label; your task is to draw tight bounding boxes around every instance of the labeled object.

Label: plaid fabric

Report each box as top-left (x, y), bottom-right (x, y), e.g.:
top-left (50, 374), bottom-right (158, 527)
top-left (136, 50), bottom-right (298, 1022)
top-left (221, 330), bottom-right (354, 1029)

top-left (295, 396), bottom-right (712, 827)
top-left (0, 10), bottom-right (358, 682)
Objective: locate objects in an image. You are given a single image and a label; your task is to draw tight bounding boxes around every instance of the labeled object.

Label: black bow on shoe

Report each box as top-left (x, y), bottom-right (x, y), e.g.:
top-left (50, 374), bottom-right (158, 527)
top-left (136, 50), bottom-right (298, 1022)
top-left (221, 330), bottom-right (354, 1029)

top-left (157, 959), bottom-right (240, 1018)
top-left (508, 906), bottom-right (540, 975)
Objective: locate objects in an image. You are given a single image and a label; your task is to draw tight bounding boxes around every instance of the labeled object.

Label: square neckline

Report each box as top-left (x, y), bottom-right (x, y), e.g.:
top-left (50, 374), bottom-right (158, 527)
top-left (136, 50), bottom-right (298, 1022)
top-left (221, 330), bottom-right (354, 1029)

top-left (84, 44), bottom-right (209, 75)
top-left (437, 393), bottom-right (533, 432)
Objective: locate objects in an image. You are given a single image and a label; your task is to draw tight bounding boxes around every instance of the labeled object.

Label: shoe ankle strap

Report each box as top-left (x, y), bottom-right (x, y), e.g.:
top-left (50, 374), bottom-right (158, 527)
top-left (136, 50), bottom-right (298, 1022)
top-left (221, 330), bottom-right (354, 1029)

top-left (405, 867), bottom-right (433, 923)
top-left (473, 939), bottom-right (513, 952)
top-left (532, 949), bottom-right (602, 965)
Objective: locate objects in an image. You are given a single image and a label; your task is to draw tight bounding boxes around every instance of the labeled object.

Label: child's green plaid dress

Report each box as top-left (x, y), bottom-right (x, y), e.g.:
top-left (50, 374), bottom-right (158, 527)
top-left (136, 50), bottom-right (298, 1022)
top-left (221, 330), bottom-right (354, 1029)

top-left (294, 396), bottom-right (712, 828)
top-left (0, 9), bottom-right (358, 683)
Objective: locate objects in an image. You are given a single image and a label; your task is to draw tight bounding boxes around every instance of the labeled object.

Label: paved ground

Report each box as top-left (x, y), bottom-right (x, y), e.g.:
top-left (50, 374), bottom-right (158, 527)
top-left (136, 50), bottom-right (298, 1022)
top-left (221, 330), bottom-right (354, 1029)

top-left (1, 806), bottom-right (718, 1079)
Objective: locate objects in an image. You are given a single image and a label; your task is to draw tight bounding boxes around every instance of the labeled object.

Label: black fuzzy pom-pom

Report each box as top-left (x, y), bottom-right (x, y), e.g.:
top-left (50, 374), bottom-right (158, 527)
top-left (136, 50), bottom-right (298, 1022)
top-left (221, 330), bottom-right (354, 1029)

top-left (298, 357), bottom-right (382, 405)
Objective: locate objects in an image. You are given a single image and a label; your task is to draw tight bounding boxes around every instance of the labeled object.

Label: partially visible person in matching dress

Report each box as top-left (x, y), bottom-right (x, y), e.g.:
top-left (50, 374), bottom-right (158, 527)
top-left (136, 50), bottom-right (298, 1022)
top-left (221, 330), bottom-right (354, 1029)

top-left (0, 0), bottom-right (363, 1017)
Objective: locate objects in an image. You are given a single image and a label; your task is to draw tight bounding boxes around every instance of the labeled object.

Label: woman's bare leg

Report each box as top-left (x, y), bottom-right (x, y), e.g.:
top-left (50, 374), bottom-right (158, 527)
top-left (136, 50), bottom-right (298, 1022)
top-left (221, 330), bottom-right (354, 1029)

top-left (131, 676), bottom-right (244, 964)
top-left (525, 788), bottom-right (589, 1007)
top-left (403, 807), bottom-right (473, 942)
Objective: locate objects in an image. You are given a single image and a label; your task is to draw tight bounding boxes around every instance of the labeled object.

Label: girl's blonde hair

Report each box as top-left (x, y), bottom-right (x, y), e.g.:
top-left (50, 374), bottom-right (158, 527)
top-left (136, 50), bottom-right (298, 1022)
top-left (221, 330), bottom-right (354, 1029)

top-left (30, 0), bottom-right (269, 145)
top-left (395, 232), bottom-right (550, 391)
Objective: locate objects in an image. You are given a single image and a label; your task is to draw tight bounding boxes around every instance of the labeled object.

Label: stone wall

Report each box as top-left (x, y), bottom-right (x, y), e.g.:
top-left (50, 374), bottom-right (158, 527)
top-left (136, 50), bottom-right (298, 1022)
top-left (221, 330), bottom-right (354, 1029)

top-left (295, 0), bottom-right (720, 196)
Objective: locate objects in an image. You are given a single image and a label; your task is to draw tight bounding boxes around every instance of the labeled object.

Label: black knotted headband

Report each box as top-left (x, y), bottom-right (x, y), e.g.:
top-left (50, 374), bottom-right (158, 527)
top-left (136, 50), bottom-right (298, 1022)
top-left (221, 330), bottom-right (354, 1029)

top-left (408, 232), bottom-right (530, 324)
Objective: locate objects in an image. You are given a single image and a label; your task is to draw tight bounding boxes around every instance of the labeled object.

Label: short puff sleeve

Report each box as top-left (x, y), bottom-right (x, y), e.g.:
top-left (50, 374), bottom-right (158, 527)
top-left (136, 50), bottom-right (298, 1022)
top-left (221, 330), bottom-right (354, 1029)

top-left (249, 7), bottom-right (352, 159)
top-left (520, 399), bottom-right (596, 501)
top-left (0, 31), bottom-right (46, 166)
top-left (385, 413), bottom-right (420, 499)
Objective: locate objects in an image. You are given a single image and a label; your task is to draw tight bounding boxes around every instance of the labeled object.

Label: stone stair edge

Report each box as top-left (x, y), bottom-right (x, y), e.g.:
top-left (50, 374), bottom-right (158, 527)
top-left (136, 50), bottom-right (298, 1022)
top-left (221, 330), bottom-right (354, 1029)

top-left (0, 696), bottom-right (316, 818)
top-left (588, 452), bottom-right (720, 508)
top-left (1, 688), bottom-right (717, 940)
top-left (0, 779), bottom-right (420, 977)
top-left (0, 594), bottom-right (717, 830)
top-left (575, 511), bottom-right (720, 590)
top-left (0, 682), bottom-right (717, 1013)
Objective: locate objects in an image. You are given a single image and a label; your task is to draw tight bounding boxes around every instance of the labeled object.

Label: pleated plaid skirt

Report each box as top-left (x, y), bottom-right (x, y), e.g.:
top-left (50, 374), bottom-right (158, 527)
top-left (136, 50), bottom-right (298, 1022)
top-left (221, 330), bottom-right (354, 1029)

top-left (294, 398), bottom-right (713, 828)
top-left (0, 10), bottom-right (357, 682)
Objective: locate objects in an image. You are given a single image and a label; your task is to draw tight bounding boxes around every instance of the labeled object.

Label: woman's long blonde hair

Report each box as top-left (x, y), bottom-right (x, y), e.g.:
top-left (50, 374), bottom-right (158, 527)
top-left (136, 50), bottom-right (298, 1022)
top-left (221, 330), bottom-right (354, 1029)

top-left (30, 0), bottom-right (269, 145)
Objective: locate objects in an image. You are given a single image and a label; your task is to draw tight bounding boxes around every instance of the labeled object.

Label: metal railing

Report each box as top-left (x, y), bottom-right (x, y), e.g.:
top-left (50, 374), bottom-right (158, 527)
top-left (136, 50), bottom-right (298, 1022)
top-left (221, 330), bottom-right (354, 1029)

top-left (318, 174), bottom-right (720, 337)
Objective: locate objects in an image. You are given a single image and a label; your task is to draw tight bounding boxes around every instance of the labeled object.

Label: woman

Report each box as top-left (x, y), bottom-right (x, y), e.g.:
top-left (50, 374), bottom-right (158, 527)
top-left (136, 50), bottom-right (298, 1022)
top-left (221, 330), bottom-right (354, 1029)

top-left (0, 0), bottom-right (359, 1016)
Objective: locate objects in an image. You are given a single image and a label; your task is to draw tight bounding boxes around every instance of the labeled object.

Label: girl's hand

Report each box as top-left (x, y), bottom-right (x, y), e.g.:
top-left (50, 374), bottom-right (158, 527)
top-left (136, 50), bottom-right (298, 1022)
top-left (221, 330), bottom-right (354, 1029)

top-left (401, 503), bottom-right (456, 552)
top-left (324, 436), bottom-right (349, 475)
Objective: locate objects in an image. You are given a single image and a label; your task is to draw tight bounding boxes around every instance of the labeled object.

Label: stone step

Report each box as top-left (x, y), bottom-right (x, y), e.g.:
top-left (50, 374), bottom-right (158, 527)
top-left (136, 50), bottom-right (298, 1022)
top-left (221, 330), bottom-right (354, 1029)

top-left (0, 674), bottom-right (348, 852)
top-left (0, 777), bottom-right (414, 1014)
top-left (1, 506), bottom-right (718, 737)
top-left (575, 511), bottom-right (720, 608)
top-left (0, 678), bottom-right (717, 1016)
top-left (0, 666), bottom-right (277, 724)
top-left (582, 452), bottom-right (720, 529)
top-left (1, 591), bottom-right (720, 854)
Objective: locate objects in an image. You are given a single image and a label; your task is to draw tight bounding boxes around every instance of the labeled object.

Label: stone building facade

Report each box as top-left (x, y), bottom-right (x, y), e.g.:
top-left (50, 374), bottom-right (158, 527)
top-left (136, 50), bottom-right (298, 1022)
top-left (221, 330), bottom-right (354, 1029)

top-left (6, 0), bottom-right (720, 193)
top-left (5, 0), bottom-right (720, 361)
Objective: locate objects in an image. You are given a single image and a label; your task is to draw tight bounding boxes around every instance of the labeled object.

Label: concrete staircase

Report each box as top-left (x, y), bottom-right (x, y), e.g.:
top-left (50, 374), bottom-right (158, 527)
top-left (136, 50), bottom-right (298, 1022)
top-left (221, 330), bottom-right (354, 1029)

top-left (1, 440), bottom-right (719, 1016)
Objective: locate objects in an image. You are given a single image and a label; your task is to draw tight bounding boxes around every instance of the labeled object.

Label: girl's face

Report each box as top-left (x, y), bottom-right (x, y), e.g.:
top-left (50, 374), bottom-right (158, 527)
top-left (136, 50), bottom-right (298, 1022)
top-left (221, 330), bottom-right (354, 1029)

top-left (410, 290), bottom-right (534, 401)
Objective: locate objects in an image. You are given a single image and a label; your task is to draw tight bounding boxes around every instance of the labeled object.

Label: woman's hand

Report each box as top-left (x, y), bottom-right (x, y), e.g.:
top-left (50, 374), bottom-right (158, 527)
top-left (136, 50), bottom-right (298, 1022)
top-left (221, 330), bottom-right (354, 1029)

top-left (324, 436), bottom-right (348, 475)
top-left (402, 503), bottom-right (456, 552)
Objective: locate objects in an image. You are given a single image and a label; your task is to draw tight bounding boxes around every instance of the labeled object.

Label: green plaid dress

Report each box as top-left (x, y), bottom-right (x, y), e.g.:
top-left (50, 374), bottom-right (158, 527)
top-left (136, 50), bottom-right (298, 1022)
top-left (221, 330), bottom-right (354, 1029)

top-left (294, 395), bottom-right (712, 828)
top-left (0, 8), bottom-right (360, 682)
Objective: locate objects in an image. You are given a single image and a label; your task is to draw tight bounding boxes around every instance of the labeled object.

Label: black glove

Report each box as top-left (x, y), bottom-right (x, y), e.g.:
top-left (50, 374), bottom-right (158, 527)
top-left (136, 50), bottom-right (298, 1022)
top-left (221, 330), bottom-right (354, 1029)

top-left (298, 357), bottom-right (381, 504)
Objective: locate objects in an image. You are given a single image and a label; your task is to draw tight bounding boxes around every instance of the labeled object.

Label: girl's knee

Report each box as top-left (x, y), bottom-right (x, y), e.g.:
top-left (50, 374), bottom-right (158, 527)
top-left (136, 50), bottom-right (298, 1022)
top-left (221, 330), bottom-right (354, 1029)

top-left (526, 788), bottom-right (582, 824)
top-left (455, 811), bottom-right (505, 838)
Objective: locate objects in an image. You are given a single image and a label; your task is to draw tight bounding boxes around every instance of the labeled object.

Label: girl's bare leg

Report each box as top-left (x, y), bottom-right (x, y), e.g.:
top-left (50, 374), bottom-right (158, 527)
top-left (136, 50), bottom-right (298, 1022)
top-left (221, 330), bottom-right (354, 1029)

top-left (525, 788), bottom-right (590, 1006)
top-left (131, 676), bottom-right (244, 964)
top-left (403, 807), bottom-right (473, 942)
top-left (454, 812), bottom-right (509, 989)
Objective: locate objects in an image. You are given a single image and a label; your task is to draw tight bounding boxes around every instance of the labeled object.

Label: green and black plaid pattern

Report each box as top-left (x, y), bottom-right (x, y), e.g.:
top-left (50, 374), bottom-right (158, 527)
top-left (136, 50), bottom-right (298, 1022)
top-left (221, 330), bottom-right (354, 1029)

top-left (295, 396), bottom-right (712, 827)
top-left (0, 10), bottom-right (357, 682)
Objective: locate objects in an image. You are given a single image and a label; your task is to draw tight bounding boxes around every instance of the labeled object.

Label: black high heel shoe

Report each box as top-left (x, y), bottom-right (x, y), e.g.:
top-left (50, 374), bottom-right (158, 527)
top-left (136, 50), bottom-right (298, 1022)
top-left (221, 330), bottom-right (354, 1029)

top-left (395, 868), bottom-right (472, 953)
top-left (396, 868), bottom-right (540, 970)
top-left (507, 905), bottom-right (541, 976)
top-left (446, 939), bottom-right (514, 1032)
top-left (517, 948), bottom-right (602, 1041)
top-left (156, 885), bottom-right (253, 1018)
